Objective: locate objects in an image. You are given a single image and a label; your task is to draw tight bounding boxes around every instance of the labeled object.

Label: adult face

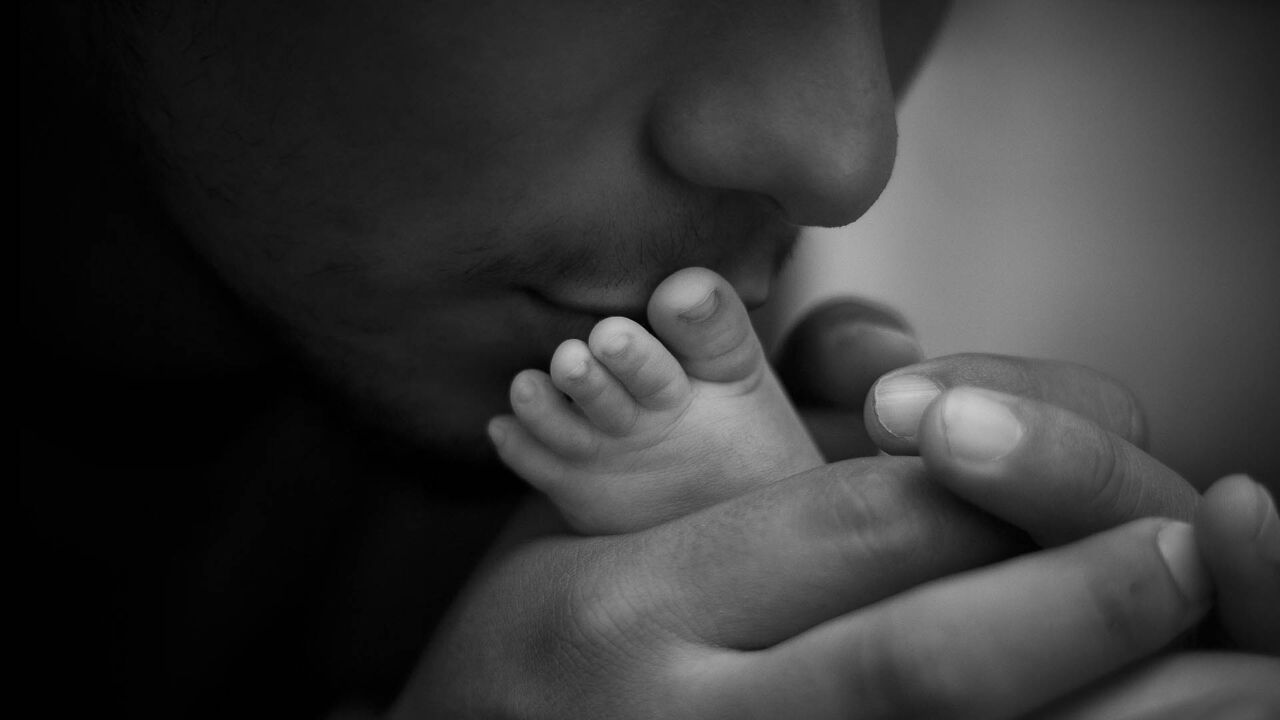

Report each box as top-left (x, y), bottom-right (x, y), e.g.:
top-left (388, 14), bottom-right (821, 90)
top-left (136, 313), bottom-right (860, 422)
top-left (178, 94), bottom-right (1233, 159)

top-left (126, 0), bottom-right (937, 455)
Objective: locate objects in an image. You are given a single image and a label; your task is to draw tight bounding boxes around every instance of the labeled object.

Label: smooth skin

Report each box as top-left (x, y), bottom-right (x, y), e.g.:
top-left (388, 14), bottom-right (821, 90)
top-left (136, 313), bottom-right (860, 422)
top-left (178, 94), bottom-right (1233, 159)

top-left (492, 267), bottom-right (821, 533)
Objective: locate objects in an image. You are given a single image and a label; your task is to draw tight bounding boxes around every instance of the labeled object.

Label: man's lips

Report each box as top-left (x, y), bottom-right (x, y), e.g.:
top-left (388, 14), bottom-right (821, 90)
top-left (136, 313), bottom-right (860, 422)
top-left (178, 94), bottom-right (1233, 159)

top-left (534, 287), bottom-right (651, 323)
top-left (535, 277), bottom-right (770, 322)
top-left (517, 289), bottom-right (633, 355)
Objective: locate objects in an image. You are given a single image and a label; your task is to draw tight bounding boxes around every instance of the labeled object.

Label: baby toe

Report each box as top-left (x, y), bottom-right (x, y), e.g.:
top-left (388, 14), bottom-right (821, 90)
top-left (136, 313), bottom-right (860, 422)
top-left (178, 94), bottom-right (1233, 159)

top-left (647, 267), bottom-right (767, 385)
top-left (487, 414), bottom-right (572, 491)
top-left (588, 316), bottom-right (690, 411)
top-left (549, 338), bottom-right (640, 436)
top-left (508, 369), bottom-right (598, 457)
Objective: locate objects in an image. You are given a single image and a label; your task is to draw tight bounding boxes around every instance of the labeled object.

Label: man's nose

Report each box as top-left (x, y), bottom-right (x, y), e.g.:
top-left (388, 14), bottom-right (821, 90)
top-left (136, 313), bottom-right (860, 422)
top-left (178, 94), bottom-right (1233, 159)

top-left (648, 2), bottom-right (897, 229)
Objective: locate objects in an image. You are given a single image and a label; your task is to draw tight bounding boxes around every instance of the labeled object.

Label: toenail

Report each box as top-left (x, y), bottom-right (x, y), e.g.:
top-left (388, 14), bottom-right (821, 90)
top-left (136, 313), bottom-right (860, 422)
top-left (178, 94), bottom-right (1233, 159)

top-left (512, 375), bottom-right (538, 404)
top-left (678, 289), bottom-right (719, 322)
top-left (564, 357), bottom-right (589, 381)
top-left (601, 332), bottom-right (631, 357)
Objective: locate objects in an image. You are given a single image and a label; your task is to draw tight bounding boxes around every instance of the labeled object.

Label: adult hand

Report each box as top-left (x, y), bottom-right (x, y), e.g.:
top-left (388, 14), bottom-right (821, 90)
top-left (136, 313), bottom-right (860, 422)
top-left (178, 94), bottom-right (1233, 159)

top-left (391, 454), bottom-right (1209, 719)
top-left (859, 354), bottom-right (1280, 715)
top-left (780, 304), bottom-right (1279, 713)
top-left (863, 353), bottom-right (1280, 653)
top-left (782, 302), bottom-right (1279, 655)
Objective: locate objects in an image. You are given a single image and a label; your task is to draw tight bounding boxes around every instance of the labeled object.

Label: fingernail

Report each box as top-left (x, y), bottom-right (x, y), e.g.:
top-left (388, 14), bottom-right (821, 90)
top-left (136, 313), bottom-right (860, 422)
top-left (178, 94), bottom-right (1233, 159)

top-left (1156, 521), bottom-right (1210, 606)
top-left (1249, 478), bottom-right (1280, 566)
top-left (873, 374), bottom-right (941, 439)
top-left (678, 289), bottom-right (719, 322)
top-left (940, 389), bottom-right (1023, 462)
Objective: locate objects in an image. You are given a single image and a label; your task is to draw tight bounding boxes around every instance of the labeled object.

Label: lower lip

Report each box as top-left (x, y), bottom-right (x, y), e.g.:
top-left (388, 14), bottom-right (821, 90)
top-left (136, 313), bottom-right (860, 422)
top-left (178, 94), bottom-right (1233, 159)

top-left (524, 288), bottom-right (647, 323)
top-left (517, 290), bottom-right (616, 350)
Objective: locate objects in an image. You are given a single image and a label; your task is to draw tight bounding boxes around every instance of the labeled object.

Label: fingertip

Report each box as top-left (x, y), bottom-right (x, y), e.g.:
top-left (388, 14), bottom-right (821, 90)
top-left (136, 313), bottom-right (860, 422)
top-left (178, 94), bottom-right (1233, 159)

top-left (1197, 474), bottom-right (1280, 653)
top-left (915, 387), bottom-right (1025, 475)
top-left (866, 373), bottom-right (943, 452)
top-left (1198, 474), bottom-right (1279, 554)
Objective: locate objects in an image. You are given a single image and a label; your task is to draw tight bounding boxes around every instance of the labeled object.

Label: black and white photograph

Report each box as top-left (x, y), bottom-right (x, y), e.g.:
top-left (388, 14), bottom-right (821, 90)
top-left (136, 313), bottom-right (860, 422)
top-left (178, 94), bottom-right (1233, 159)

top-left (20, 1), bottom-right (1280, 717)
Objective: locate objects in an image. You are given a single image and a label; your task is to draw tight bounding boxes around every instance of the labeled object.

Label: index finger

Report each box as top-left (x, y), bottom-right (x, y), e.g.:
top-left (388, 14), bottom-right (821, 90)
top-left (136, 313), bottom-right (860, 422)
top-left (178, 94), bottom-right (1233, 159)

top-left (866, 353), bottom-right (1147, 455)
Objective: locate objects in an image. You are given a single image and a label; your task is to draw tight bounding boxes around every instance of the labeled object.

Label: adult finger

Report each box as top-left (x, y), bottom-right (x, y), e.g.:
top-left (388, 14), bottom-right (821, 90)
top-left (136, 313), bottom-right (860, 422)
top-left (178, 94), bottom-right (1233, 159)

top-left (392, 469), bottom-right (1023, 719)
top-left (772, 297), bottom-right (923, 460)
top-left (867, 353), bottom-right (1146, 455)
top-left (626, 455), bottom-right (1025, 649)
top-left (916, 386), bottom-right (1199, 546)
top-left (698, 519), bottom-right (1211, 720)
top-left (1031, 652), bottom-right (1280, 720)
top-left (1197, 474), bottom-right (1280, 653)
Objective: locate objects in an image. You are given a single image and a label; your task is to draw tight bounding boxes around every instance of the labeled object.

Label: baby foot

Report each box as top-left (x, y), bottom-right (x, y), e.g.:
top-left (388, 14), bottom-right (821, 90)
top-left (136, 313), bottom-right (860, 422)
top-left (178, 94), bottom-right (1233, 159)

top-left (489, 268), bottom-right (822, 534)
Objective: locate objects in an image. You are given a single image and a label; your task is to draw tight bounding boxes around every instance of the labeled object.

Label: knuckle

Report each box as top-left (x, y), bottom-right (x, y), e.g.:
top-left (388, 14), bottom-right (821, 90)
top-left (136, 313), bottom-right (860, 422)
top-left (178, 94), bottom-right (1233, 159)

top-left (1085, 579), bottom-right (1151, 649)
top-left (810, 471), bottom-right (886, 541)
top-left (844, 616), bottom-right (964, 719)
top-left (1078, 553), bottom-right (1164, 650)
top-left (807, 466), bottom-right (918, 575)
top-left (1076, 425), bottom-right (1147, 522)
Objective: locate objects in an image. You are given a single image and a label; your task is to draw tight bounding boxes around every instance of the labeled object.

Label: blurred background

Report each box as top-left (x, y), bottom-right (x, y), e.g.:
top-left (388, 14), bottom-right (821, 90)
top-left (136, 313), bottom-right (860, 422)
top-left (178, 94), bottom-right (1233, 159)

top-left (773, 0), bottom-right (1280, 487)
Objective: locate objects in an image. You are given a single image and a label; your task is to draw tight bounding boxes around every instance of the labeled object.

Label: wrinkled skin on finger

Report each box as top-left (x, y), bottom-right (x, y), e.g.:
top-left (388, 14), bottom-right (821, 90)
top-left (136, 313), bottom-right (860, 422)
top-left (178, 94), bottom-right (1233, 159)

top-left (393, 494), bottom-right (1215, 719)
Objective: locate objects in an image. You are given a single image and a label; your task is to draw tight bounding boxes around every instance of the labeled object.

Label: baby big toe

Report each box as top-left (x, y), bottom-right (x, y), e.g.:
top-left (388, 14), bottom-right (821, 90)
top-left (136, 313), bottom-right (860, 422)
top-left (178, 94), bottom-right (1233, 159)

top-left (647, 267), bottom-right (766, 384)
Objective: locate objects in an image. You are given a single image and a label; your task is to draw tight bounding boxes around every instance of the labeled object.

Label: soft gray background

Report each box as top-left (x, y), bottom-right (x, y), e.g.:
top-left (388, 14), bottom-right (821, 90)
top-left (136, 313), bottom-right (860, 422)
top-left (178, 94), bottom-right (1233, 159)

top-left (773, 0), bottom-right (1280, 487)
